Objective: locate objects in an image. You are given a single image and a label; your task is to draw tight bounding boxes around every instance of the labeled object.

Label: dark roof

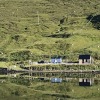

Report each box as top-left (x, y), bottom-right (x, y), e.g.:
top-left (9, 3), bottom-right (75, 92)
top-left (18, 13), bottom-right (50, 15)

top-left (79, 55), bottom-right (91, 59)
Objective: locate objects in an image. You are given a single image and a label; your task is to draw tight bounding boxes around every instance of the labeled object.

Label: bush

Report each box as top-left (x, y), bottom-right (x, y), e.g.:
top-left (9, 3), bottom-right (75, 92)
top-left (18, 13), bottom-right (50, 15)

top-left (0, 57), bottom-right (8, 61)
top-left (11, 78), bottom-right (31, 86)
top-left (10, 50), bottom-right (31, 61)
top-left (87, 14), bottom-right (100, 30)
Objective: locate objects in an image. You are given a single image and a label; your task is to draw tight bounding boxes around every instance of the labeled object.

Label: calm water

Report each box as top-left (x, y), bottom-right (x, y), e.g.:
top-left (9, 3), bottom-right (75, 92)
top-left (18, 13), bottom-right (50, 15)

top-left (0, 71), bottom-right (100, 80)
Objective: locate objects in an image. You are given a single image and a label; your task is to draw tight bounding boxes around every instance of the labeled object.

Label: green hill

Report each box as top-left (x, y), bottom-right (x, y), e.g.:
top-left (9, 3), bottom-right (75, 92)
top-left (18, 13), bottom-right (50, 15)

top-left (0, 80), bottom-right (100, 100)
top-left (0, 0), bottom-right (100, 61)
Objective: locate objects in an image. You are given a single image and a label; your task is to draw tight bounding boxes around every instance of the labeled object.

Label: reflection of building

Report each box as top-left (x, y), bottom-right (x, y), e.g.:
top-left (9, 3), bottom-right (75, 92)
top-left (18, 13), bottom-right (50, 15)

top-left (79, 55), bottom-right (93, 64)
top-left (51, 57), bottom-right (62, 63)
top-left (51, 78), bottom-right (62, 83)
top-left (0, 68), bottom-right (7, 75)
top-left (79, 78), bottom-right (94, 86)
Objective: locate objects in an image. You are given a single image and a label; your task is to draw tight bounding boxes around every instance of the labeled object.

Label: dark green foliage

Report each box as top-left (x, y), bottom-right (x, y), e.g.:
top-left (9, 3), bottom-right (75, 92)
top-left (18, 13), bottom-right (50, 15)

top-left (60, 17), bottom-right (68, 24)
top-left (60, 27), bottom-right (68, 31)
top-left (13, 91), bottom-right (20, 96)
top-left (11, 77), bottom-right (31, 86)
top-left (47, 33), bottom-right (71, 38)
top-left (94, 79), bottom-right (99, 85)
top-left (87, 14), bottom-right (100, 30)
top-left (0, 57), bottom-right (8, 61)
top-left (93, 52), bottom-right (100, 60)
top-left (11, 35), bottom-right (20, 42)
top-left (45, 93), bottom-right (71, 99)
top-left (10, 50), bottom-right (31, 61)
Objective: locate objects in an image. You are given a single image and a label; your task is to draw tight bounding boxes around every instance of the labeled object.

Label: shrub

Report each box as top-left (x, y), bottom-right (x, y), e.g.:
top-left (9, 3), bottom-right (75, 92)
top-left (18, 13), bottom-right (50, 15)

top-left (10, 50), bottom-right (31, 61)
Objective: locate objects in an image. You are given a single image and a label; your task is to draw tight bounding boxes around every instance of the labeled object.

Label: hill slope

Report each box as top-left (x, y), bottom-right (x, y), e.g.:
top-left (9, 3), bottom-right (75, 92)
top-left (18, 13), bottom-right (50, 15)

top-left (0, 0), bottom-right (100, 61)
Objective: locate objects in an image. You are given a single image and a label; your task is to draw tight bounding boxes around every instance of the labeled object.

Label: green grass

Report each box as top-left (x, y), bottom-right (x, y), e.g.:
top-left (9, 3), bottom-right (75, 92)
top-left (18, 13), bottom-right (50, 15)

top-left (0, 0), bottom-right (100, 99)
top-left (0, 79), bottom-right (100, 100)
top-left (0, 62), bottom-right (22, 70)
top-left (0, 62), bottom-right (9, 68)
top-left (0, 0), bottom-right (99, 62)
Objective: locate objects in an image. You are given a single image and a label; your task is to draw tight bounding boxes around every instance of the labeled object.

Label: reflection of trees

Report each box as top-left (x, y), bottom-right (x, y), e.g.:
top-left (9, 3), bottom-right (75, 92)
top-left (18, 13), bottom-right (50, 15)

top-left (31, 72), bottom-right (95, 78)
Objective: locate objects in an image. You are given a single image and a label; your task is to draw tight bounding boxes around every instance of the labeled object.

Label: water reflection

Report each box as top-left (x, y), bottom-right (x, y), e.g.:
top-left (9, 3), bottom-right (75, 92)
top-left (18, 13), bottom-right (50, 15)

top-left (0, 68), bottom-right (100, 81)
top-left (21, 72), bottom-right (96, 78)
top-left (0, 72), bottom-right (99, 78)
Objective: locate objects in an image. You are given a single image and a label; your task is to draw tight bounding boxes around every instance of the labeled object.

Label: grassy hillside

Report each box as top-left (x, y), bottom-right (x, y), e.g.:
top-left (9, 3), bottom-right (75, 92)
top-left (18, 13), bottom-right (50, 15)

top-left (0, 0), bottom-right (100, 61)
top-left (0, 79), bottom-right (100, 100)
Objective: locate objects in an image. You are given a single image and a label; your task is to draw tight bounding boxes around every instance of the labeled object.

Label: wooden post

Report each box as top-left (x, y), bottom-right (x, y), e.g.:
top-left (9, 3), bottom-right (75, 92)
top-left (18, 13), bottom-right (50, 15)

top-left (29, 66), bottom-right (32, 81)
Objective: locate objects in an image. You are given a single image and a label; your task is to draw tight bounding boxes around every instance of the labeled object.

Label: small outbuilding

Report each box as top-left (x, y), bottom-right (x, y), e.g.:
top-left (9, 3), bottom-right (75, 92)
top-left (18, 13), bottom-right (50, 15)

top-left (51, 78), bottom-right (62, 83)
top-left (51, 57), bottom-right (62, 63)
top-left (79, 55), bottom-right (92, 64)
top-left (79, 78), bottom-right (94, 86)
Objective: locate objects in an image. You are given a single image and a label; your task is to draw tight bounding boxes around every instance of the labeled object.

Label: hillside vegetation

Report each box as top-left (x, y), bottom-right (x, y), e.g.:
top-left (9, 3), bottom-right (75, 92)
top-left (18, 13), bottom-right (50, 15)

top-left (0, 80), bottom-right (100, 100)
top-left (0, 0), bottom-right (100, 61)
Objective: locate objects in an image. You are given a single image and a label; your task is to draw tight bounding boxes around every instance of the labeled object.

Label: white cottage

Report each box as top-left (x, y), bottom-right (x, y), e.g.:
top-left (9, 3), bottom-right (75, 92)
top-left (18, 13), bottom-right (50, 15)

top-left (79, 78), bottom-right (94, 86)
top-left (79, 55), bottom-right (93, 64)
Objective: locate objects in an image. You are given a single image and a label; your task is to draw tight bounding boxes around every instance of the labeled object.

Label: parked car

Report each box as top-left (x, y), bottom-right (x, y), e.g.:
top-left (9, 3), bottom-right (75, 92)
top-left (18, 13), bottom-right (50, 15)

top-left (38, 60), bottom-right (45, 64)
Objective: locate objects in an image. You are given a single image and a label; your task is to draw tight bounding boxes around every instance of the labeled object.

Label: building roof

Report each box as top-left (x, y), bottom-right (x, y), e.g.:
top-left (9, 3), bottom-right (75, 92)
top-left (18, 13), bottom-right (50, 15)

top-left (79, 55), bottom-right (91, 59)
